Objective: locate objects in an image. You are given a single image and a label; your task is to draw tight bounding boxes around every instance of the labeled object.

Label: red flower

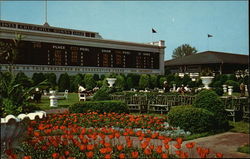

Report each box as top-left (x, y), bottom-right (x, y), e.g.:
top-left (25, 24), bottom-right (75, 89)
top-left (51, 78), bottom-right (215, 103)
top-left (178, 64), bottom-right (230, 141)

top-left (87, 144), bottom-right (94, 151)
top-left (104, 154), bottom-right (111, 159)
top-left (174, 143), bottom-right (181, 149)
top-left (161, 153), bottom-right (168, 159)
top-left (185, 142), bottom-right (195, 149)
top-left (176, 137), bottom-right (183, 144)
top-left (79, 145), bottom-right (86, 151)
top-left (33, 131), bottom-right (40, 137)
top-left (119, 153), bottom-right (126, 159)
top-left (52, 153), bottom-right (59, 158)
top-left (216, 152), bottom-right (223, 158)
top-left (23, 156), bottom-right (32, 159)
top-left (144, 148), bottom-right (152, 155)
top-left (156, 146), bottom-right (163, 154)
top-left (164, 144), bottom-right (170, 150)
top-left (141, 141), bottom-right (149, 149)
top-left (117, 145), bottom-right (123, 151)
top-left (131, 151), bottom-right (139, 158)
top-left (86, 151), bottom-right (94, 158)
top-left (64, 151), bottom-right (70, 156)
top-left (100, 148), bottom-right (107, 154)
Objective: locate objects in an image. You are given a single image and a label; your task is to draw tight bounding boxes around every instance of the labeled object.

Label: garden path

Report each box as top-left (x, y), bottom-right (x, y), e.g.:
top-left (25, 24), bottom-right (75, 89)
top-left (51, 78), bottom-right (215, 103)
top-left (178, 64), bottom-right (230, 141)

top-left (45, 108), bottom-right (250, 158)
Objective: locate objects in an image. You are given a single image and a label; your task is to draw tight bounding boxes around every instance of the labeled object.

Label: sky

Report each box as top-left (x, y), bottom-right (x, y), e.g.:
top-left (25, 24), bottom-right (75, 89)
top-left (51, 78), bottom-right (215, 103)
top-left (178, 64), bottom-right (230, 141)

top-left (0, 1), bottom-right (249, 60)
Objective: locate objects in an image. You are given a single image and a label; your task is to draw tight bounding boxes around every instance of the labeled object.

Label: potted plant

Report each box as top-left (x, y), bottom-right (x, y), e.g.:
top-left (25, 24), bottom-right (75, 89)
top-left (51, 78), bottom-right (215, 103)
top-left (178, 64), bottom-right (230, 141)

top-left (200, 68), bottom-right (214, 89)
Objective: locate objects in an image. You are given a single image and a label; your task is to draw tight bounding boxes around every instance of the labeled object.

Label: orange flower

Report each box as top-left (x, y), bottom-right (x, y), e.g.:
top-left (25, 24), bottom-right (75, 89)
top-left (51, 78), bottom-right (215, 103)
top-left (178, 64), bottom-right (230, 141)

top-left (115, 132), bottom-right (121, 138)
top-left (104, 154), bottom-right (111, 159)
top-left (174, 143), bottom-right (181, 149)
top-left (119, 153), bottom-right (126, 159)
top-left (149, 144), bottom-right (154, 150)
top-left (99, 148), bottom-right (107, 154)
top-left (216, 152), bottom-right (223, 158)
top-left (33, 131), bottom-right (40, 137)
top-left (144, 148), bottom-right (152, 155)
top-left (106, 147), bottom-right (113, 153)
top-left (52, 153), bottom-right (59, 159)
top-left (176, 137), bottom-right (183, 144)
top-left (117, 145), bottom-right (123, 151)
top-left (79, 145), bottom-right (86, 151)
top-left (87, 144), bottom-right (94, 151)
top-left (164, 144), bottom-right (169, 150)
top-left (161, 153), bottom-right (168, 159)
top-left (23, 156), bottom-right (32, 159)
top-left (185, 142), bottom-right (195, 149)
top-left (175, 150), bottom-right (182, 156)
top-left (104, 142), bottom-right (111, 147)
top-left (131, 151), bottom-right (139, 158)
top-left (138, 136), bottom-right (144, 141)
top-left (141, 141), bottom-right (149, 149)
top-left (156, 146), bottom-right (163, 154)
top-left (86, 151), bottom-right (94, 158)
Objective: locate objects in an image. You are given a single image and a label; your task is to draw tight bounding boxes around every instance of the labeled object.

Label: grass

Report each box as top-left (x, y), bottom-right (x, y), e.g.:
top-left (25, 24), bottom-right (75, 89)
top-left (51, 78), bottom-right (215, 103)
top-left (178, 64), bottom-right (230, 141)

top-left (32, 93), bottom-right (79, 110)
top-left (237, 144), bottom-right (250, 154)
top-left (229, 121), bottom-right (250, 134)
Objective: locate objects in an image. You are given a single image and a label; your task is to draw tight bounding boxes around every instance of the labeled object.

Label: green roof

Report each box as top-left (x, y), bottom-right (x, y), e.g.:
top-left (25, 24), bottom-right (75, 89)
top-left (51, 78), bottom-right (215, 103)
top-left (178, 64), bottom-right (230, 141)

top-left (165, 51), bottom-right (249, 66)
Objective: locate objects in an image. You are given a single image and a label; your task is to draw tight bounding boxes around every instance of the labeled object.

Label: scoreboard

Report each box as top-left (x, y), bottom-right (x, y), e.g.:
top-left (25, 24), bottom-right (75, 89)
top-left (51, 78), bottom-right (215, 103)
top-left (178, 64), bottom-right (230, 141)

top-left (1, 39), bottom-right (160, 69)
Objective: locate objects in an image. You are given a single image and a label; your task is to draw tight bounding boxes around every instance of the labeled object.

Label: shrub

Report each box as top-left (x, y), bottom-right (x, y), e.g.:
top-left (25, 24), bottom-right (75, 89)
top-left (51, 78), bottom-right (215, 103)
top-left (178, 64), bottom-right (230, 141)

top-left (115, 75), bottom-right (126, 91)
top-left (225, 80), bottom-right (240, 92)
top-left (159, 76), bottom-right (167, 89)
top-left (44, 73), bottom-right (57, 89)
top-left (193, 90), bottom-right (229, 130)
top-left (69, 100), bottom-right (129, 113)
top-left (168, 106), bottom-right (214, 133)
top-left (150, 74), bottom-right (158, 89)
top-left (32, 73), bottom-right (45, 86)
top-left (93, 87), bottom-right (111, 101)
top-left (126, 73), bottom-right (140, 89)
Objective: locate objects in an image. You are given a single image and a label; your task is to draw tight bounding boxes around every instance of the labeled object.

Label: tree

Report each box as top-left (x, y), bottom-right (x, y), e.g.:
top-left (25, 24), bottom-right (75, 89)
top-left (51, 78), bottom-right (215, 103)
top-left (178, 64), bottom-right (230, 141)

top-left (172, 44), bottom-right (197, 59)
top-left (139, 74), bottom-right (150, 89)
top-left (84, 74), bottom-right (96, 90)
top-left (58, 73), bottom-right (70, 92)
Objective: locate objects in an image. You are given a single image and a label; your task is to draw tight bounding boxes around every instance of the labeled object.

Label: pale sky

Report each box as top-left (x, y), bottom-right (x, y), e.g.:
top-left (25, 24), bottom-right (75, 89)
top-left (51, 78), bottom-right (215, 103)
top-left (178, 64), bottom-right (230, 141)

top-left (0, 1), bottom-right (249, 60)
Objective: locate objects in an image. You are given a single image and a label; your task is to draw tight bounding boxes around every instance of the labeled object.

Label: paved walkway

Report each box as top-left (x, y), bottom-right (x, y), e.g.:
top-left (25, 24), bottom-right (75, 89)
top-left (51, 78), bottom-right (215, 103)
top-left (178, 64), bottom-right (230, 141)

top-left (44, 108), bottom-right (250, 158)
top-left (183, 132), bottom-right (250, 158)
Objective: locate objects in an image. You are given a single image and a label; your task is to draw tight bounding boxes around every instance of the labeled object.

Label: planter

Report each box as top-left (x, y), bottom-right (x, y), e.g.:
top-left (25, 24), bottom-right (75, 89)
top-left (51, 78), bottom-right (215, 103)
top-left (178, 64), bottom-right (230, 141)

top-left (228, 86), bottom-right (233, 96)
top-left (106, 78), bottom-right (116, 87)
top-left (1, 111), bottom-right (46, 156)
top-left (222, 85), bottom-right (227, 93)
top-left (200, 76), bottom-right (214, 89)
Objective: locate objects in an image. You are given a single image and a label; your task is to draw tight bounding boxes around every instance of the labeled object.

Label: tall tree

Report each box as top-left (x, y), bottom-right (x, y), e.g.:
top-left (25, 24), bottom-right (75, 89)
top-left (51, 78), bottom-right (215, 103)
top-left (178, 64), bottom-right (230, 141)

top-left (172, 44), bottom-right (197, 59)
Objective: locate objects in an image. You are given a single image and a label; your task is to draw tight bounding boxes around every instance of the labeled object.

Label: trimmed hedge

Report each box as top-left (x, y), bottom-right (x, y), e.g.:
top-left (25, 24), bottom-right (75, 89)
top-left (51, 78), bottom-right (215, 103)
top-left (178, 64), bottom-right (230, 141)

top-left (69, 100), bottom-right (129, 114)
top-left (168, 106), bottom-right (214, 133)
top-left (193, 89), bottom-right (229, 130)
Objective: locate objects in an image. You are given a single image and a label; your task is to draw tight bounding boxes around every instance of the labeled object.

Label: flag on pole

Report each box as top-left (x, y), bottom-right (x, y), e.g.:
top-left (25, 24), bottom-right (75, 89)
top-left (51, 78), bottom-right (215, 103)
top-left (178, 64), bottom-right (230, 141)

top-left (152, 28), bottom-right (157, 33)
top-left (208, 34), bottom-right (213, 38)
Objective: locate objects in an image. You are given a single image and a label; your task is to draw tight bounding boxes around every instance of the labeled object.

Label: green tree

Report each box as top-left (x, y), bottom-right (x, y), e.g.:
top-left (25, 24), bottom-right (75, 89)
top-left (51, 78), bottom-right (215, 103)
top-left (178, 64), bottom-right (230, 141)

top-left (84, 74), bottom-right (96, 90)
top-left (58, 73), bottom-right (70, 92)
top-left (126, 73), bottom-right (140, 89)
top-left (115, 75), bottom-right (126, 91)
top-left (44, 73), bottom-right (57, 89)
top-left (139, 74), bottom-right (150, 89)
top-left (32, 73), bottom-right (46, 86)
top-left (172, 44), bottom-right (197, 59)
top-left (150, 74), bottom-right (158, 89)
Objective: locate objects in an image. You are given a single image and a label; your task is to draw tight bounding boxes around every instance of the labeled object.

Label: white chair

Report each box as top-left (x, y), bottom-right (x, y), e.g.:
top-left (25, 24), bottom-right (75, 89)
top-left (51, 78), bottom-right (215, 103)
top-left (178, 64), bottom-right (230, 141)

top-left (79, 93), bottom-right (86, 101)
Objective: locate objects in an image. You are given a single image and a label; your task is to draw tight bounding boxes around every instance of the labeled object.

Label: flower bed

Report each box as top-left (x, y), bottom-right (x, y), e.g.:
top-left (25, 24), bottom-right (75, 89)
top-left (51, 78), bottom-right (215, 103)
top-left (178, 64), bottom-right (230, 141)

top-left (5, 112), bottom-right (223, 158)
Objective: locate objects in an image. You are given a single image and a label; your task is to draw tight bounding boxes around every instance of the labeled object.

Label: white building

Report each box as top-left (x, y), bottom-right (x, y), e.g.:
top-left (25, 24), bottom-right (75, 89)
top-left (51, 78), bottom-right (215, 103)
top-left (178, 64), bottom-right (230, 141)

top-left (0, 20), bottom-right (165, 77)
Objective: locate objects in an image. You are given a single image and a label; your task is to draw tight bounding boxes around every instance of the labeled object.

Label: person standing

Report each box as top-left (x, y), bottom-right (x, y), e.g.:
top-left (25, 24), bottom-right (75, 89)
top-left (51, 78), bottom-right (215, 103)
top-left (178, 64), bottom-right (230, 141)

top-left (163, 81), bottom-right (170, 93)
top-left (240, 83), bottom-right (245, 97)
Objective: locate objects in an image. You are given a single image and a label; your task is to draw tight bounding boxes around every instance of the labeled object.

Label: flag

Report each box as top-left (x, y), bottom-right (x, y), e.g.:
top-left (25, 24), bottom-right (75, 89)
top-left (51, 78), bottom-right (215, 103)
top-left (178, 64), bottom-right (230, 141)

top-left (152, 28), bottom-right (157, 33)
top-left (208, 34), bottom-right (213, 38)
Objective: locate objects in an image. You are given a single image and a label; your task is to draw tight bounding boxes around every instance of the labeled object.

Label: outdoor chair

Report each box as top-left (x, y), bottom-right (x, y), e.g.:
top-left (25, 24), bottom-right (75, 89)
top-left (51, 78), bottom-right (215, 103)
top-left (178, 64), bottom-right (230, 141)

top-left (148, 95), bottom-right (170, 114)
top-left (223, 96), bottom-right (242, 122)
top-left (79, 92), bottom-right (86, 101)
top-left (241, 97), bottom-right (249, 121)
top-left (127, 95), bottom-right (147, 113)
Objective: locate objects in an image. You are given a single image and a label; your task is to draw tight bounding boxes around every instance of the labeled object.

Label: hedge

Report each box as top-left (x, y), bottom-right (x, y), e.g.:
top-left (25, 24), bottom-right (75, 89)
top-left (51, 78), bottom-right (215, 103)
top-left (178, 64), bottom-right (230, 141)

top-left (69, 100), bottom-right (129, 114)
top-left (168, 105), bottom-right (215, 133)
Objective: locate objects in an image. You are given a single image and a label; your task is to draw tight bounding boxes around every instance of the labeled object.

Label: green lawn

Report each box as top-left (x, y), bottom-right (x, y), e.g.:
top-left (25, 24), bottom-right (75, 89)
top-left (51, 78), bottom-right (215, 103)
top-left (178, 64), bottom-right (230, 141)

top-left (229, 121), bottom-right (250, 134)
top-left (33, 93), bottom-right (79, 110)
top-left (238, 144), bottom-right (250, 154)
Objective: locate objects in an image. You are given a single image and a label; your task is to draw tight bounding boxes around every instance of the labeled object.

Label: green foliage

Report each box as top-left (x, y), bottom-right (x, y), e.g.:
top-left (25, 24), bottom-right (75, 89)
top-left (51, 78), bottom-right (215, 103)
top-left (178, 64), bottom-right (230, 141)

top-left (115, 75), bottom-right (126, 91)
top-left (69, 100), bottom-right (129, 114)
top-left (172, 44), bottom-right (198, 59)
top-left (193, 90), bottom-right (229, 130)
top-left (70, 74), bottom-right (84, 92)
top-left (150, 74), bottom-right (158, 89)
top-left (44, 73), bottom-right (57, 89)
top-left (159, 76), bottom-right (167, 88)
top-left (32, 73), bottom-right (46, 86)
top-left (225, 80), bottom-right (240, 92)
top-left (84, 74), bottom-right (96, 90)
top-left (168, 106), bottom-right (214, 133)
top-left (58, 73), bottom-right (70, 92)
top-left (15, 72), bottom-right (33, 88)
top-left (126, 73), bottom-right (140, 89)
top-left (237, 144), bottom-right (250, 154)
top-left (139, 74), bottom-right (150, 89)
top-left (93, 87), bottom-right (111, 101)
top-left (182, 74), bottom-right (192, 86)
